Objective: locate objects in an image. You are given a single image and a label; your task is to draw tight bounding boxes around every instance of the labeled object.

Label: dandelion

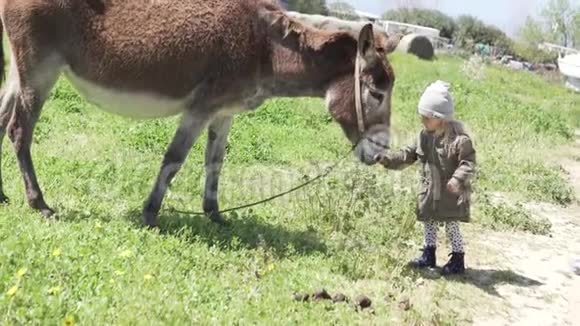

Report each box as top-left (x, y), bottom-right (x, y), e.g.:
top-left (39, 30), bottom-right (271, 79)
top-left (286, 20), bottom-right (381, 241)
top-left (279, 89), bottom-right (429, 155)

top-left (109, 279), bottom-right (115, 284)
top-left (16, 268), bottom-right (28, 278)
top-left (52, 249), bottom-right (62, 257)
top-left (114, 270), bottom-right (125, 276)
top-left (48, 286), bottom-right (61, 295)
top-left (95, 222), bottom-right (103, 230)
top-left (63, 315), bottom-right (75, 326)
top-left (6, 285), bottom-right (18, 297)
top-left (144, 274), bottom-right (154, 281)
top-left (119, 250), bottom-right (132, 258)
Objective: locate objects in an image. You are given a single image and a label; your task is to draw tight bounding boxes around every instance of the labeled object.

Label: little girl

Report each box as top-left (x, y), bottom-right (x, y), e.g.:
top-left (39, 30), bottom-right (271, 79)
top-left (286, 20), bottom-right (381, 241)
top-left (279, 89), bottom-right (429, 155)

top-left (375, 80), bottom-right (476, 275)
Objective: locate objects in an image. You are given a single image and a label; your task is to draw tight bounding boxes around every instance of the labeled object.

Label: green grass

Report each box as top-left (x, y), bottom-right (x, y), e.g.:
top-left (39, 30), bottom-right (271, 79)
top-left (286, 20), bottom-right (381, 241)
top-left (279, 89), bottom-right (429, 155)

top-left (1, 53), bottom-right (579, 324)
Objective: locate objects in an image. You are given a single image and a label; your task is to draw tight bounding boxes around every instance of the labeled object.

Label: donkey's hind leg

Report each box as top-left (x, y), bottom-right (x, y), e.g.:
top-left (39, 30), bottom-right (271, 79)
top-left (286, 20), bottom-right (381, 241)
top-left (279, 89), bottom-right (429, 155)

top-left (0, 59), bottom-right (21, 205)
top-left (0, 93), bottom-right (11, 204)
top-left (5, 53), bottom-right (60, 217)
top-left (143, 110), bottom-right (213, 227)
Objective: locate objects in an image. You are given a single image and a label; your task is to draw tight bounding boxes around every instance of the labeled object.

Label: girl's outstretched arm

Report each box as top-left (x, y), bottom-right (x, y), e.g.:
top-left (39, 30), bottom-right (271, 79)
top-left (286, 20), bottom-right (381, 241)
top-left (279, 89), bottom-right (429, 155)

top-left (375, 142), bottom-right (419, 170)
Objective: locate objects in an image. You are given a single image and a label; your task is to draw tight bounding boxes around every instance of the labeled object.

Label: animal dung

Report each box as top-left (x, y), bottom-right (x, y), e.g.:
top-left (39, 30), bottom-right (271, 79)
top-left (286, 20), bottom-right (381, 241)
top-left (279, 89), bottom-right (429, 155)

top-left (293, 293), bottom-right (310, 302)
top-left (398, 298), bottom-right (413, 311)
top-left (294, 290), bottom-right (374, 312)
top-left (332, 293), bottom-right (348, 303)
top-left (312, 289), bottom-right (332, 301)
top-left (354, 295), bottom-right (372, 310)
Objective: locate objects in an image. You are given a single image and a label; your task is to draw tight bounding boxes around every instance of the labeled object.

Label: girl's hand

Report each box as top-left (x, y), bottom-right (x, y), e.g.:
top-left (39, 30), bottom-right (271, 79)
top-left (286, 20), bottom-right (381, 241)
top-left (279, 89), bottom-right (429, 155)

top-left (446, 178), bottom-right (462, 194)
top-left (374, 153), bottom-right (389, 165)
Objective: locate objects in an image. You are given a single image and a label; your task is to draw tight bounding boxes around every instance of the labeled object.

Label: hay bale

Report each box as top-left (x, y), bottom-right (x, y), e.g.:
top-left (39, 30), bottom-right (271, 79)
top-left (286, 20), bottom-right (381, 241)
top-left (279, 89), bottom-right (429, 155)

top-left (397, 34), bottom-right (434, 60)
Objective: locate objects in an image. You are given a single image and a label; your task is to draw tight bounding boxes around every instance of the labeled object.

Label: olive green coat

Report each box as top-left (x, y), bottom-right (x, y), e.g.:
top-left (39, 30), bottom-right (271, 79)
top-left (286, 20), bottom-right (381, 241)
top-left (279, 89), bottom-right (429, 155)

top-left (380, 130), bottom-right (476, 222)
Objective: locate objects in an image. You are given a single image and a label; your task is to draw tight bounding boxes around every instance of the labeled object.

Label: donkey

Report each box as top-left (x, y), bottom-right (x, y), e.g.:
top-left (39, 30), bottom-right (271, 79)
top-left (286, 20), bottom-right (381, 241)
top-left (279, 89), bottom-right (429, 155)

top-left (0, 0), bottom-right (399, 227)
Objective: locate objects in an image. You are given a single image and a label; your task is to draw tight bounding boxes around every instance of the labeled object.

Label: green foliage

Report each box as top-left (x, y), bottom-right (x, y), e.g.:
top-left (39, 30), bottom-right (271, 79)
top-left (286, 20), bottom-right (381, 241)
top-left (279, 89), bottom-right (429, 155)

top-left (512, 42), bottom-right (558, 64)
top-left (454, 15), bottom-right (513, 53)
top-left (541, 0), bottom-right (577, 47)
top-left (287, 0), bottom-right (328, 15)
top-left (382, 8), bottom-right (457, 39)
top-left (327, 1), bottom-right (357, 20)
top-left (519, 16), bottom-right (546, 46)
top-left (0, 53), bottom-right (579, 324)
top-left (476, 195), bottom-right (552, 235)
top-left (519, 0), bottom-right (580, 48)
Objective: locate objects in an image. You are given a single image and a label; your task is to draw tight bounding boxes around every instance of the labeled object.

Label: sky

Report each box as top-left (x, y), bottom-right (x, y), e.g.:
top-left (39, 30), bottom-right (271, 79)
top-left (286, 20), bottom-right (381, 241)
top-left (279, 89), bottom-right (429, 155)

top-left (327, 0), bottom-right (564, 37)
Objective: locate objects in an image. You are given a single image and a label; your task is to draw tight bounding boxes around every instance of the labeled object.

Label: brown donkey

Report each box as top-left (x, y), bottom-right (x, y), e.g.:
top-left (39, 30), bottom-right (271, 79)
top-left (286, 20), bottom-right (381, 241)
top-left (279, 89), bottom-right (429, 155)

top-left (0, 0), bottom-right (399, 227)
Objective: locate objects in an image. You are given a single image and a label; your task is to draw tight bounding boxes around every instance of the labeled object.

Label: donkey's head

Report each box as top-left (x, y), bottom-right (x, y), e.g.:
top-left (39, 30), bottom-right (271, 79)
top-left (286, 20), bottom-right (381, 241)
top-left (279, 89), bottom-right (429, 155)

top-left (260, 6), bottom-right (398, 164)
top-left (326, 25), bottom-right (397, 165)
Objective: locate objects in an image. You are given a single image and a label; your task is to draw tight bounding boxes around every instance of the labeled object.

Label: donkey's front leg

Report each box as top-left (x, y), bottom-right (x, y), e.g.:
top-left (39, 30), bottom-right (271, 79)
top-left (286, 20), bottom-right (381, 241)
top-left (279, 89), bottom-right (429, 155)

top-left (202, 115), bottom-right (233, 225)
top-left (143, 111), bottom-right (211, 227)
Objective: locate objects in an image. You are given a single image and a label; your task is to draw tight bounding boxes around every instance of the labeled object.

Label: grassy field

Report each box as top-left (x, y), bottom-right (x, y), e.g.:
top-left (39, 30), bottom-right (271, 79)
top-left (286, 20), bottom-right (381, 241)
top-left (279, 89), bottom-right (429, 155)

top-left (1, 53), bottom-right (579, 325)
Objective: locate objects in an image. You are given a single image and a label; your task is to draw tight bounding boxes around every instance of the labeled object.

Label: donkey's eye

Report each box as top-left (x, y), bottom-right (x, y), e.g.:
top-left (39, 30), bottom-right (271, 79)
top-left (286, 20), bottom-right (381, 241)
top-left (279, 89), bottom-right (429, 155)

top-left (370, 90), bottom-right (384, 103)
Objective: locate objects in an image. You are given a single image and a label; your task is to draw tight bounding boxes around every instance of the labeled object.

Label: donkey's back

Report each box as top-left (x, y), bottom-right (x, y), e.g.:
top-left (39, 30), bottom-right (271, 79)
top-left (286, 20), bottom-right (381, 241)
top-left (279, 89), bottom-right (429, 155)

top-left (1, 0), bottom-right (271, 104)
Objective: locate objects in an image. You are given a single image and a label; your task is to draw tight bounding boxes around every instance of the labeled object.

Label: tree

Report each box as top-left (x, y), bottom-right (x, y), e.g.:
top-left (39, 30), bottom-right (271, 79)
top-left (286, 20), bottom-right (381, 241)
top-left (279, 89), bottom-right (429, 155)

top-left (541, 0), bottom-right (576, 47)
top-left (519, 16), bottom-right (546, 45)
top-left (287, 0), bottom-right (328, 15)
top-left (454, 15), bottom-right (514, 54)
top-left (327, 1), bottom-right (356, 20)
top-left (382, 8), bottom-right (457, 39)
top-left (574, 11), bottom-right (580, 47)
top-left (517, 0), bottom-right (580, 48)
top-left (394, 0), bottom-right (424, 8)
top-left (454, 15), bottom-right (486, 48)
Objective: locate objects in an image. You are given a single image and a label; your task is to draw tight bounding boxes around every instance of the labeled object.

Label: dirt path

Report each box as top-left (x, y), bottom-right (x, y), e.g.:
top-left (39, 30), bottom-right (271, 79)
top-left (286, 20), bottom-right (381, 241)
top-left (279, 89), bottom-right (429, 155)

top-left (472, 131), bottom-right (580, 326)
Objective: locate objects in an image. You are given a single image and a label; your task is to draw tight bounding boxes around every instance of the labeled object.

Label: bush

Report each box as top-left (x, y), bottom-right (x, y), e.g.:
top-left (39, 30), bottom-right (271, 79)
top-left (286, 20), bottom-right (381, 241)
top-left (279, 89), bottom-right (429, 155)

top-left (512, 42), bottom-right (558, 64)
top-left (455, 15), bottom-right (514, 54)
top-left (383, 8), bottom-right (457, 39)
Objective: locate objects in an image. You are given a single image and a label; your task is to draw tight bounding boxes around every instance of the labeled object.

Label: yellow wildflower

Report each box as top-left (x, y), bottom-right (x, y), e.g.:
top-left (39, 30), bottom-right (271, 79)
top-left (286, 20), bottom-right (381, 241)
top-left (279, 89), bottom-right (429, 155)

top-left (119, 250), bottom-right (132, 258)
top-left (6, 285), bottom-right (18, 297)
top-left (48, 286), bottom-right (61, 295)
top-left (144, 274), bottom-right (154, 281)
top-left (52, 249), bottom-right (61, 257)
top-left (16, 268), bottom-right (28, 278)
top-left (62, 315), bottom-right (75, 326)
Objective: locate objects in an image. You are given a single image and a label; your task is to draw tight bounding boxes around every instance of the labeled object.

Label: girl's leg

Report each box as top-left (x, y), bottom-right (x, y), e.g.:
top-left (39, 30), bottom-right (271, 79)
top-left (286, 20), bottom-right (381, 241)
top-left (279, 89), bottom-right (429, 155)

top-left (442, 221), bottom-right (466, 275)
top-left (445, 221), bottom-right (465, 253)
top-left (424, 220), bottom-right (438, 248)
top-left (409, 221), bottom-right (438, 269)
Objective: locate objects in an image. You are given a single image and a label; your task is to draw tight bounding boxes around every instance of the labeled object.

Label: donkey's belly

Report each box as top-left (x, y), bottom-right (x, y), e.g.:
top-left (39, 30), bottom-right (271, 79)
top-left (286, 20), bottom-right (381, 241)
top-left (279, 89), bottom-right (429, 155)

top-left (64, 69), bottom-right (186, 119)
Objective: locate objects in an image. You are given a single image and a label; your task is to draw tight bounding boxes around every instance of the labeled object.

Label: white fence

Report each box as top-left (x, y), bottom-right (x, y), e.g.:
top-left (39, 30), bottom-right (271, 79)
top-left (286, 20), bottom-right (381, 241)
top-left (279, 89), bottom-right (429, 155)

top-left (539, 43), bottom-right (579, 57)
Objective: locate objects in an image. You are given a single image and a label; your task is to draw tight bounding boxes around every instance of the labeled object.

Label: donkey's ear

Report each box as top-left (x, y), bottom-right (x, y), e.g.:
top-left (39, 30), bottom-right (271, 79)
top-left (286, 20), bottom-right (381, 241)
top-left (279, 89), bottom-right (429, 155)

top-left (259, 7), bottom-right (306, 48)
top-left (382, 33), bottom-right (403, 55)
top-left (358, 24), bottom-right (376, 62)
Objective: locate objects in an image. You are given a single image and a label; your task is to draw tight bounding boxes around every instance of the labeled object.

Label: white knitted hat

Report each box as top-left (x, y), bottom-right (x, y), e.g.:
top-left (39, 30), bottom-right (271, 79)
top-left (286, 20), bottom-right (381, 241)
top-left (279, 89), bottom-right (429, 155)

top-left (417, 80), bottom-right (454, 120)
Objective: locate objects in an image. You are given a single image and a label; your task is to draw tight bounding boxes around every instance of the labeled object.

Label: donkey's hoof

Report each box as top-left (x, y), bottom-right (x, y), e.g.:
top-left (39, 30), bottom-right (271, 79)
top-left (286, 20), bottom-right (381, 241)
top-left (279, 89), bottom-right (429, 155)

top-left (0, 193), bottom-right (9, 204)
top-left (142, 211), bottom-right (158, 228)
top-left (206, 211), bottom-right (228, 226)
top-left (40, 207), bottom-right (56, 219)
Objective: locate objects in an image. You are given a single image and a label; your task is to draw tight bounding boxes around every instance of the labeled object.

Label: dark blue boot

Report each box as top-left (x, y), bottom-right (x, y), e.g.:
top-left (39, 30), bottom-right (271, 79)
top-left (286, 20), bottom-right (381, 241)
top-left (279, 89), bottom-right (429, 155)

top-left (441, 252), bottom-right (465, 275)
top-left (409, 246), bottom-right (436, 268)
